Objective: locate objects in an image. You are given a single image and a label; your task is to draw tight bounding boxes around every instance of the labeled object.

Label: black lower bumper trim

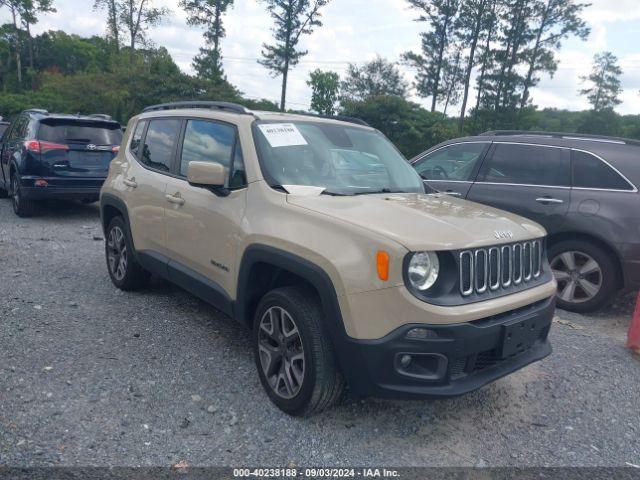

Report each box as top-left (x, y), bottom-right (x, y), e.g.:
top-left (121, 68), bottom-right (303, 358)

top-left (339, 296), bottom-right (555, 399)
top-left (21, 186), bottom-right (102, 200)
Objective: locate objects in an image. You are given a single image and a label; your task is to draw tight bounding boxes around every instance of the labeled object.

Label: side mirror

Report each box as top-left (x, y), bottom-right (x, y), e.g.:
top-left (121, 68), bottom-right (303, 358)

top-left (187, 161), bottom-right (227, 187)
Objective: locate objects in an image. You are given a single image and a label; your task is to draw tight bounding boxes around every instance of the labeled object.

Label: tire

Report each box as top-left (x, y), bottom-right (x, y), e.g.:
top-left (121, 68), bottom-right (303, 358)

top-left (105, 216), bottom-right (150, 291)
top-left (253, 286), bottom-right (344, 416)
top-left (11, 173), bottom-right (36, 217)
top-left (548, 239), bottom-right (618, 313)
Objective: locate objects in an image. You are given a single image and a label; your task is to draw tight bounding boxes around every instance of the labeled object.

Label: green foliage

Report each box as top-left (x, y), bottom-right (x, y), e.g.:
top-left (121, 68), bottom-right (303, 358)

top-left (307, 69), bottom-right (339, 116)
top-left (179, 0), bottom-right (235, 82)
top-left (341, 95), bottom-right (457, 158)
top-left (259, 0), bottom-right (330, 110)
top-left (580, 52), bottom-right (623, 111)
top-left (403, 0), bottom-right (459, 112)
top-left (340, 56), bottom-right (408, 103)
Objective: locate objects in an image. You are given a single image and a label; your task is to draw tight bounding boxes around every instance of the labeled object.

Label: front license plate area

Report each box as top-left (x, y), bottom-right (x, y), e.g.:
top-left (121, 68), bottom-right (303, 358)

top-left (498, 316), bottom-right (541, 358)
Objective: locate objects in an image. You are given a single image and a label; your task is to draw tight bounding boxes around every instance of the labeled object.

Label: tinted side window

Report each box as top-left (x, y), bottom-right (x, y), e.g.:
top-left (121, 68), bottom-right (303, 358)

top-left (414, 143), bottom-right (487, 181)
top-left (130, 120), bottom-right (147, 158)
top-left (10, 117), bottom-right (27, 141)
top-left (481, 144), bottom-right (570, 187)
top-left (141, 119), bottom-right (181, 172)
top-left (179, 119), bottom-right (235, 177)
top-left (572, 150), bottom-right (634, 191)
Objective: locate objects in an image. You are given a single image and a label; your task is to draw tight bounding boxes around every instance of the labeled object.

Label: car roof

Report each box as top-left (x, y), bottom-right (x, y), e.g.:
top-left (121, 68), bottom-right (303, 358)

top-left (415, 132), bottom-right (640, 190)
top-left (139, 101), bottom-right (372, 130)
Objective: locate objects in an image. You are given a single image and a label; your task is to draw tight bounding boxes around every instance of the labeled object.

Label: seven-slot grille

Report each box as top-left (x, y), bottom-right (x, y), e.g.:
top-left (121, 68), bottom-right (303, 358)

top-left (459, 240), bottom-right (543, 297)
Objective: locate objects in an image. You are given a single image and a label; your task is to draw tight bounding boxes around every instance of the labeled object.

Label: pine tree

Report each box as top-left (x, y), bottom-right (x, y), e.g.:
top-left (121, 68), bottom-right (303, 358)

top-left (259, 0), bottom-right (330, 111)
top-left (403, 0), bottom-right (459, 112)
top-left (519, 0), bottom-right (590, 109)
top-left (180, 0), bottom-right (234, 83)
top-left (580, 52), bottom-right (623, 111)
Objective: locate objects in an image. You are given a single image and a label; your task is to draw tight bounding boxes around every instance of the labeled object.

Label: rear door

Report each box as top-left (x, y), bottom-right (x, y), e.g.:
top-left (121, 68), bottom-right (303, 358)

top-left (121, 118), bottom-right (181, 257)
top-left (37, 119), bottom-right (122, 178)
top-left (467, 142), bottom-right (571, 232)
top-left (411, 142), bottom-right (490, 198)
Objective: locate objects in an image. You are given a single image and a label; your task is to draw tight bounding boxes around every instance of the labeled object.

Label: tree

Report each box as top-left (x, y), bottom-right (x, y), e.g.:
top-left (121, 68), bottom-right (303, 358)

top-left (403, 0), bottom-right (459, 112)
top-left (519, 0), bottom-right (590, 109)
top-left (179, 0), bottom-right (234, 82)
top-left (307, 69), bottom-right (339, 116)
top-left (488, 0), bottom-right (537, 111)
top-left (94, 0), bottom-right (121, 49)
top-left (118, 0), bottom-right (169, 52)
top-left (340, 56), bottom-right (408, 103)
top-left (455, 0), bottom-right (492, 131)
top-left (473, 0), bottom-right (499, 116)
top-left (439, 45), bottom-right (463, 115)
top-left (259, 0), bottom-right (330, 111)
top-left (341, 95), bottom-right (456, 158)
top-left (579, 52), bottom-right (623, 111)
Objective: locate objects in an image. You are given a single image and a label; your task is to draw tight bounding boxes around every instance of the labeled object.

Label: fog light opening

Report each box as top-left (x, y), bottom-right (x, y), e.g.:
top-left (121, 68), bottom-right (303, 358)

top-left (405, 328), bottom-right (438, 340)
top-left (400, 354), bottom-right (412, 368)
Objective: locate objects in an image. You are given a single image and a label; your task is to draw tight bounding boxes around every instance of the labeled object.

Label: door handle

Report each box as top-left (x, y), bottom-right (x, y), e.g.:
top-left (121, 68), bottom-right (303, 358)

top-left (443, 190), bottom-right (461, 197)
top-left (536, 197), bottom-right (564, 204)
top-left (166, 192), bottom-right (185, 206)
top-left (123, 177), bottom-right (137, 188)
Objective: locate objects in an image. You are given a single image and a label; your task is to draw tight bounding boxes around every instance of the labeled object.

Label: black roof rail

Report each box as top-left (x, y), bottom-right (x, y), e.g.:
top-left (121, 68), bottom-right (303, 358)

top-left (288, 111), bottom-right (370, 127)
top-left (88, 114), bottom-right (114, 121)
top-left (481, 130), bottom-right (640, 146)
top-left (23, 108), bottom-right (49, 115)
top-left (143, 101), bottom-right (252, 115)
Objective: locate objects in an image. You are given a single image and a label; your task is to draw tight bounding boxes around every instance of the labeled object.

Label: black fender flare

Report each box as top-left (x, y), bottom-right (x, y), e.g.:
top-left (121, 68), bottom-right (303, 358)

top-left (100, 193), bottom-right (132, 235)
top-left (235, 244), bottom-right (359, 382)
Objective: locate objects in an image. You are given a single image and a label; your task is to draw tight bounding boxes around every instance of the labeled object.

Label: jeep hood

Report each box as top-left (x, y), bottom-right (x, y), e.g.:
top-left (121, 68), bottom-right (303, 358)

top-left (286, 192), bottom-right (546, 251)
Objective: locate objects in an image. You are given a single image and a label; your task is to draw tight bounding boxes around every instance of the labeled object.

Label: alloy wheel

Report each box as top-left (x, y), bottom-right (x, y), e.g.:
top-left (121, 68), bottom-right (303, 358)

top-left (257, 306), bottom-right (305, 399)
top-left (550, 251), bottom-right (603, 304)
top-left (107, 226), bottom-right (128, 281)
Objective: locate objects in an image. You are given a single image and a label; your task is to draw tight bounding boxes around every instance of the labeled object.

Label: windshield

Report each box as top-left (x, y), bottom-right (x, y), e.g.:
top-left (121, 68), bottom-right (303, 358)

top-left (253, 120), bottom-right (424, 195)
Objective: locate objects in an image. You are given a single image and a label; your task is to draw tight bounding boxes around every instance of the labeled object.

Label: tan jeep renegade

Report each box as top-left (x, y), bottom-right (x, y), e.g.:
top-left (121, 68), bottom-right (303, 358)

top-left (100, 101), bottom-right (557, 416)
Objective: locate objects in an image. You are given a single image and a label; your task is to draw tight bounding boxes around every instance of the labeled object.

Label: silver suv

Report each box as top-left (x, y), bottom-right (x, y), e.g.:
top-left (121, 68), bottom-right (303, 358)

top-left (100, 102), bottom-right (557, 416)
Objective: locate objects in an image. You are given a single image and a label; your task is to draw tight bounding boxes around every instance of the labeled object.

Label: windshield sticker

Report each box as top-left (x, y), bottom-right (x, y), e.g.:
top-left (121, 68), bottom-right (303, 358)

top-left (258, 123), bottom-right (308, 148)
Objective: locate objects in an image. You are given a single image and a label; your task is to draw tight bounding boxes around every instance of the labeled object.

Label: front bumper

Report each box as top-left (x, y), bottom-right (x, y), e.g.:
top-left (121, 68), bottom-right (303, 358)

top-left (339, 296), bottom-right (555, 399)
top-left (19, 176), bottom-right (105, 200)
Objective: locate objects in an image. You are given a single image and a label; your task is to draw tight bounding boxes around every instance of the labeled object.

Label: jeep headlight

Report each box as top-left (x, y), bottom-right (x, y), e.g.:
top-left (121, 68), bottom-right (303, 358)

top-left (407, 252), bottom-right (440, 291)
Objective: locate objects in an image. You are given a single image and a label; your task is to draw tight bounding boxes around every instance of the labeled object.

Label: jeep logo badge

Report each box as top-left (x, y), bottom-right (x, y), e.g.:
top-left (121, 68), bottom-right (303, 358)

top-left (494, 230), bottom-right (514, 240)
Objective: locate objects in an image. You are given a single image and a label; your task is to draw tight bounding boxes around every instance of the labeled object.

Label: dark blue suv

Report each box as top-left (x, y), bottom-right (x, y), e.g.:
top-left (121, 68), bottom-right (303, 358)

top-left (0, 109), bottom-right (122, 217)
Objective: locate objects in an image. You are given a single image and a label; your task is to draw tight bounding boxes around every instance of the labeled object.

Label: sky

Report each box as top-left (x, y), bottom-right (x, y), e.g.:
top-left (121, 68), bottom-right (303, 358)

top-left (3, 0), bottom-right (640, 115)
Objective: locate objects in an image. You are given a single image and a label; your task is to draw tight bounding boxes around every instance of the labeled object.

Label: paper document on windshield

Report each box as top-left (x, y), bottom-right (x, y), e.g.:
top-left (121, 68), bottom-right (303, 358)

top-left (258, 123), bottom-right (308, 148)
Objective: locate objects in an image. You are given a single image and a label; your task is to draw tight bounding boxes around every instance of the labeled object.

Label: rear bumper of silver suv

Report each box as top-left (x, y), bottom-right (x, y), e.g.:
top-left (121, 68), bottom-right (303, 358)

top-left (337, 296), bottom-right (554, 399)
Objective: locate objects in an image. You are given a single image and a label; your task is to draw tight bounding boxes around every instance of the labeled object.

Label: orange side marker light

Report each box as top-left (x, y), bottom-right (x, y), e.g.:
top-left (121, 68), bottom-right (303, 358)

top-left (377, 251), bottom-right (390, 281)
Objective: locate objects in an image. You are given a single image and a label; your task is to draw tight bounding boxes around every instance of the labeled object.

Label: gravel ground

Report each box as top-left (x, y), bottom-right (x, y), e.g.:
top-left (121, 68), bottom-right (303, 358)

top-left (0, 198), bottom-right (639, 468)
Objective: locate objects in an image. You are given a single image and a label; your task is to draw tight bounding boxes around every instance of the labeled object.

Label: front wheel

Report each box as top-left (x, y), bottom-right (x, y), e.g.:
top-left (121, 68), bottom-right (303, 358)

top-left (549, 240), bottom-right (618, 313)
top-left (253, 286), bottom-right (344, 416)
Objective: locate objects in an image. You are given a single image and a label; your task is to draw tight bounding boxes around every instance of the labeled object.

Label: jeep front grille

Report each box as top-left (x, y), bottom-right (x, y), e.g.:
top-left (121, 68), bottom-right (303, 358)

top-left (459, 240), bottom-right (543, 297)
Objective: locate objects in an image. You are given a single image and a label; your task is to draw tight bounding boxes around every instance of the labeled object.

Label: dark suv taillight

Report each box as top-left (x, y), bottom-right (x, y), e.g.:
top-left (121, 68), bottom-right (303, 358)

top-left (24, 140), bottom-right (70, 154)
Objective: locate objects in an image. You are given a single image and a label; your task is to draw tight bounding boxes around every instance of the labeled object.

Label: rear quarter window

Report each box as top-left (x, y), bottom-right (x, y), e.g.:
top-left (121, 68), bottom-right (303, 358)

top-left (38, 120), bottom-right (123, 145)
top-left (572, 150), bottom-right (635, 191)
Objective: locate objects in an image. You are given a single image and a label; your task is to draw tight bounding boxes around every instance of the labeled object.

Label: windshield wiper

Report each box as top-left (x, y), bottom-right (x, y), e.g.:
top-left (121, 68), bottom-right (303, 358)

top-left (352, 188), bottom-right (406, 196)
